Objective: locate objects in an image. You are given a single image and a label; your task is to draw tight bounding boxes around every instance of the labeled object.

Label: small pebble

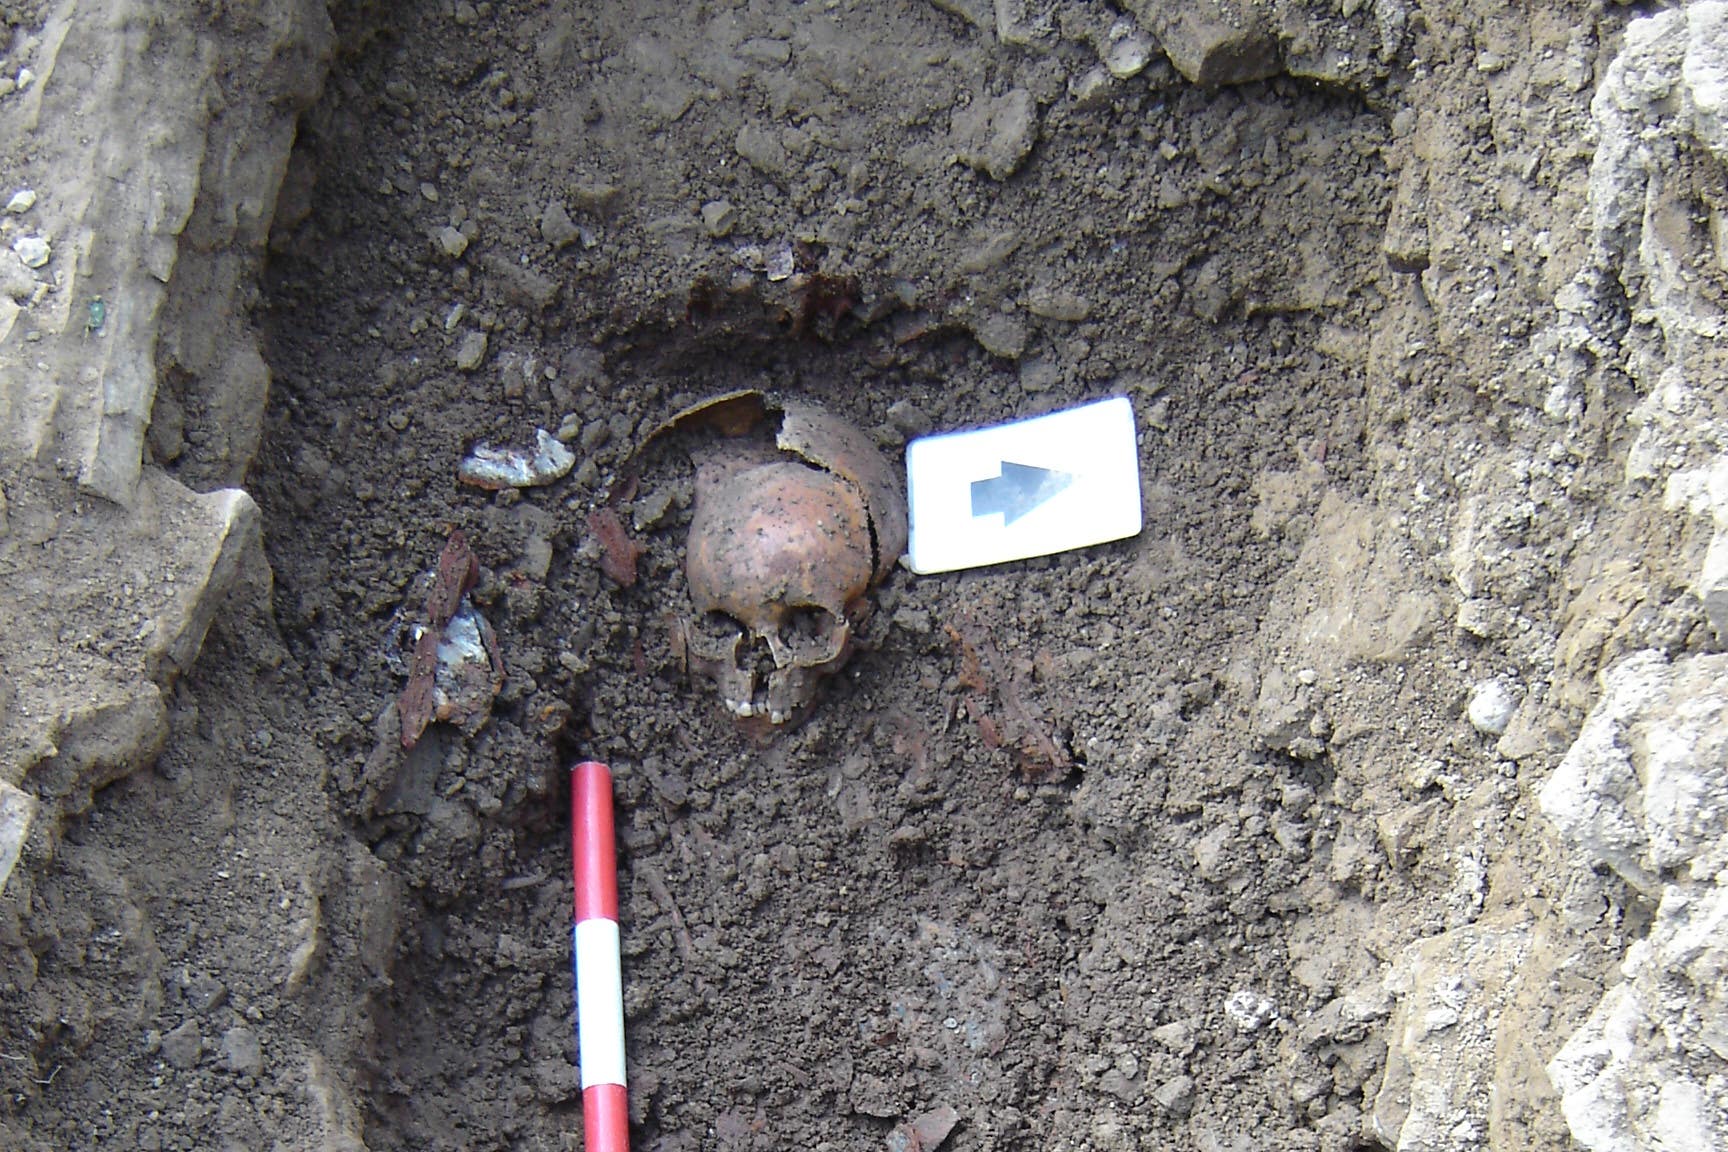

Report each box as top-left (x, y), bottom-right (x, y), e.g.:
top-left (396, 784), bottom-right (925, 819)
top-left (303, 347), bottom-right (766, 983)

top-left (5, 189), bottom-right (35, 214)
top-left (1467, 678), bottom-right (1518, 736)
top-left (219, 1027), bottom-right (263, 1077)
top-left (182, 972), bottom-right (228, 1013)
top-left (1096, 1069), bottom-right (1139, 1102)
top-left (1224, 989), bottom-right (1276, 1031)
top-left (454, 330), bottom-right (488, 371)
top-left (738, 37), bottom-right (792, 65)
top-left (159, 1020), bottom-right (203, 1070)
top-left (1151, 1019), bottom-right (1197, 1056)
top-left (1018, 359), bottom-right (1060, 394)
top-left (1069, 66), bottom-right (1114, 106)
top-left (886, 399), bottom-right (932, 438)
top-left (458, 428), bottom-right (574, 489)
top-left (700, 200), bottom-right (737, 238)
top-left (571, 183), bottom-right (619, 213)
top-left (12, 235), bottom-right (49, 268)
top-left (632, 487), bottom-right (676, 531)
top-left (541, 201), bottom-right (578, 248)
top-left (968, 311), bottom-right (1027, 360)
top-left (1153, 1074), bottom-right (1196, 1118)
top-left (1103, 23), bottom-right (1155, 79)
top-left (736, 123), bottom-right (789, 177)
top-left (907, 1104), bottom-right (960, 1151)
top-left (435, 225), bottom-right (469, 258)
top-left (1025, 285), bottom-right (1091, 322)
top-left (952, 87), bottom-right (1037, 181)
top-left (579, 419), bottom-right (611, 452)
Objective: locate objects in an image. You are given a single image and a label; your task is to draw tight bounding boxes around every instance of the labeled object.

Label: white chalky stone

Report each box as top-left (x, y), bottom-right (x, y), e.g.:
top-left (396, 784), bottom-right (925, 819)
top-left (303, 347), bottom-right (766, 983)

top-left (1467, 678), bottom-right (1518, 736)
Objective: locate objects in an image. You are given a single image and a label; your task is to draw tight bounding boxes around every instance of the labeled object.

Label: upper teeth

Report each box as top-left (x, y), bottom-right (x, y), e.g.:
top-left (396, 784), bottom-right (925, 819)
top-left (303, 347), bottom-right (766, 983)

top-left (724, 699), bottom-right (790, 724)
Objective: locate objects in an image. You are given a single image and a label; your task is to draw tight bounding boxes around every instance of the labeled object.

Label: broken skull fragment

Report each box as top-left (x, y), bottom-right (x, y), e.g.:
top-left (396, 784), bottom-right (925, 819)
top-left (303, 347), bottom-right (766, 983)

top-left (635, 391), bottom-right (907, 727)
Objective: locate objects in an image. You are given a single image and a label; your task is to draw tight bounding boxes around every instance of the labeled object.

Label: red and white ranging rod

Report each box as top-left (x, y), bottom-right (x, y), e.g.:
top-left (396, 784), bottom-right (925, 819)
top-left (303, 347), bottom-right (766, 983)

top-left (572, 761), bottom-right (628, 1152)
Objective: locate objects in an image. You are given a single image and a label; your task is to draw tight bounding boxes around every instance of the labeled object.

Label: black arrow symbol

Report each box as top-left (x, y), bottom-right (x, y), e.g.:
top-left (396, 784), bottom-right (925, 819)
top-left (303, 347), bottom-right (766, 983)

top-left (970, 461), bottom-right (1075, 525)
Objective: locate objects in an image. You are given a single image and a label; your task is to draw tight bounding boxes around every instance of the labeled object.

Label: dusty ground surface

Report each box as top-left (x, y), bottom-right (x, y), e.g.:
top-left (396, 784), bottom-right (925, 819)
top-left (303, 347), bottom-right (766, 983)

top-left (6, 0), bottom-right (1728, 1150)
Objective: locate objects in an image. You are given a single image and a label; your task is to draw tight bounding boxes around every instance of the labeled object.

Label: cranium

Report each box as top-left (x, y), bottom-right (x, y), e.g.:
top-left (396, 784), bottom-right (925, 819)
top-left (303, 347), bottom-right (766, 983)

top-left (684, 460), bottom-right (874, 724)
top-left (665, 393), bottom-right (907, 727)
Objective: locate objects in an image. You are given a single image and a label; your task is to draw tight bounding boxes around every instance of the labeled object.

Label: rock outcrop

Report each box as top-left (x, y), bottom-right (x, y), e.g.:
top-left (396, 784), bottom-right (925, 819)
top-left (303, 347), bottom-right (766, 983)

top-left (0, 0), bottom-right (332, 889)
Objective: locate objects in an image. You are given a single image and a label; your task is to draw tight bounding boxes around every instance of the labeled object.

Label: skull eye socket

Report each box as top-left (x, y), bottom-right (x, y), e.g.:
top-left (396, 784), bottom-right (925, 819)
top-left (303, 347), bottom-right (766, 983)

top-left (781, 606), bottom-right (846, 662)
top-left (682, 611), bottom-right (747, 671)
top-left (696, 610), bottom-right (744, 641)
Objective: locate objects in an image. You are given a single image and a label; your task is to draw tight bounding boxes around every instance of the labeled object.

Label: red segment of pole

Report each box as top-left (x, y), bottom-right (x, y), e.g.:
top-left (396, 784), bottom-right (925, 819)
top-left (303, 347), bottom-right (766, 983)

top-left (583, 1083), bottom-right (629, 1152)
top-left (573, 761), bottom-right (618, 922)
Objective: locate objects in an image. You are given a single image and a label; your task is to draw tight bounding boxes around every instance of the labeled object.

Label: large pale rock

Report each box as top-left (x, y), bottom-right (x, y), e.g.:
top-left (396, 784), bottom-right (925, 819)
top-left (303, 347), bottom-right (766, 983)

top-left (1381, 162), bottom-right (1430, 272)
top-left (0, 782), bottom-right (34, 895)
top-left (1263, 493), bottom-right (1439, 668)
top-left (1684, 4), bottom-right (1728, 153)
top-left (1664, 456), bottom-right (1728, 641)
top-left (1371, 922), bottom-right (1533, 1152)
top-left (0, 7), bottom-right (398, 1151)
top-left (1247, 492), bottom-right (1442, 771)
top-left (1, 472), bottom-right (266, 807)
top-left (0, 0), bottom-right (331, 893)
top-left (0, 0), bottom-right (332, 501)
top-left (1548, 892), bottom-right (1728, 1152)
top-left (1527, 13), bottom-right (1728, 1148)
top-left (1575, 4), bottom-right (1728, 487)
top-left (1540, 650), bottom-right (1728, 1152)
top-left (1539, 651), bottom-right (1728, 894)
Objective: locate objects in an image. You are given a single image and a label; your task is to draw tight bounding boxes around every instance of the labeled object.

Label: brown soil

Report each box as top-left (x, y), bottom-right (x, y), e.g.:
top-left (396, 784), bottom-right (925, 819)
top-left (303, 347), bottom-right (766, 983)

top-left (0, 1), bottom-right (1676, 1150)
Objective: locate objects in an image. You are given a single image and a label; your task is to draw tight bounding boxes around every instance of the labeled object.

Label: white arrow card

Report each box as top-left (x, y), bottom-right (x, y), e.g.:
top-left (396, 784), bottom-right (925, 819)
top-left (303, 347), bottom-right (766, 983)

top-left (904, 396), bottom-right (1142, 574)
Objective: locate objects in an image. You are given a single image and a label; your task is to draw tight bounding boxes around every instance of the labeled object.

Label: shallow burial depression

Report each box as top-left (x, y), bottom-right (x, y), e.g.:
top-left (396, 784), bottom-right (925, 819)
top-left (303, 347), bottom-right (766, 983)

top-left (248, 0), bottom-right (1396, 1140)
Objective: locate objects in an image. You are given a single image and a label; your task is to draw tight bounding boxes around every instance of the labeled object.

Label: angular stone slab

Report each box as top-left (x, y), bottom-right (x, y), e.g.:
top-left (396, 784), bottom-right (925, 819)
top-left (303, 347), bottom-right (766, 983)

top-left (1128, 0), bottom-right (1281, 86)
top-left (0, 0), bottom-right (327, 899)
top-left (0, 781), bottom-right (34, 895)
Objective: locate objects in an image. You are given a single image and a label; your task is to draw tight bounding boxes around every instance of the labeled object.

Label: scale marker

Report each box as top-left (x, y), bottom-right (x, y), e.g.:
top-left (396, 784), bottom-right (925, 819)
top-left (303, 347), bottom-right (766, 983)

top-left (573, 761), bottom-right (628, 1152)
top-left (906, 396), bottom-right (1143, 574)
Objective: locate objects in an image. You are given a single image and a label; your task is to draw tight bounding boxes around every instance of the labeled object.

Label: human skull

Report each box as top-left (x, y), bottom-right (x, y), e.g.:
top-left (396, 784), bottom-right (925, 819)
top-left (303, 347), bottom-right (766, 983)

top-left (671, 394), bottom-right (906, 727)
top-left (684, 460), bottom-right (874, 723)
